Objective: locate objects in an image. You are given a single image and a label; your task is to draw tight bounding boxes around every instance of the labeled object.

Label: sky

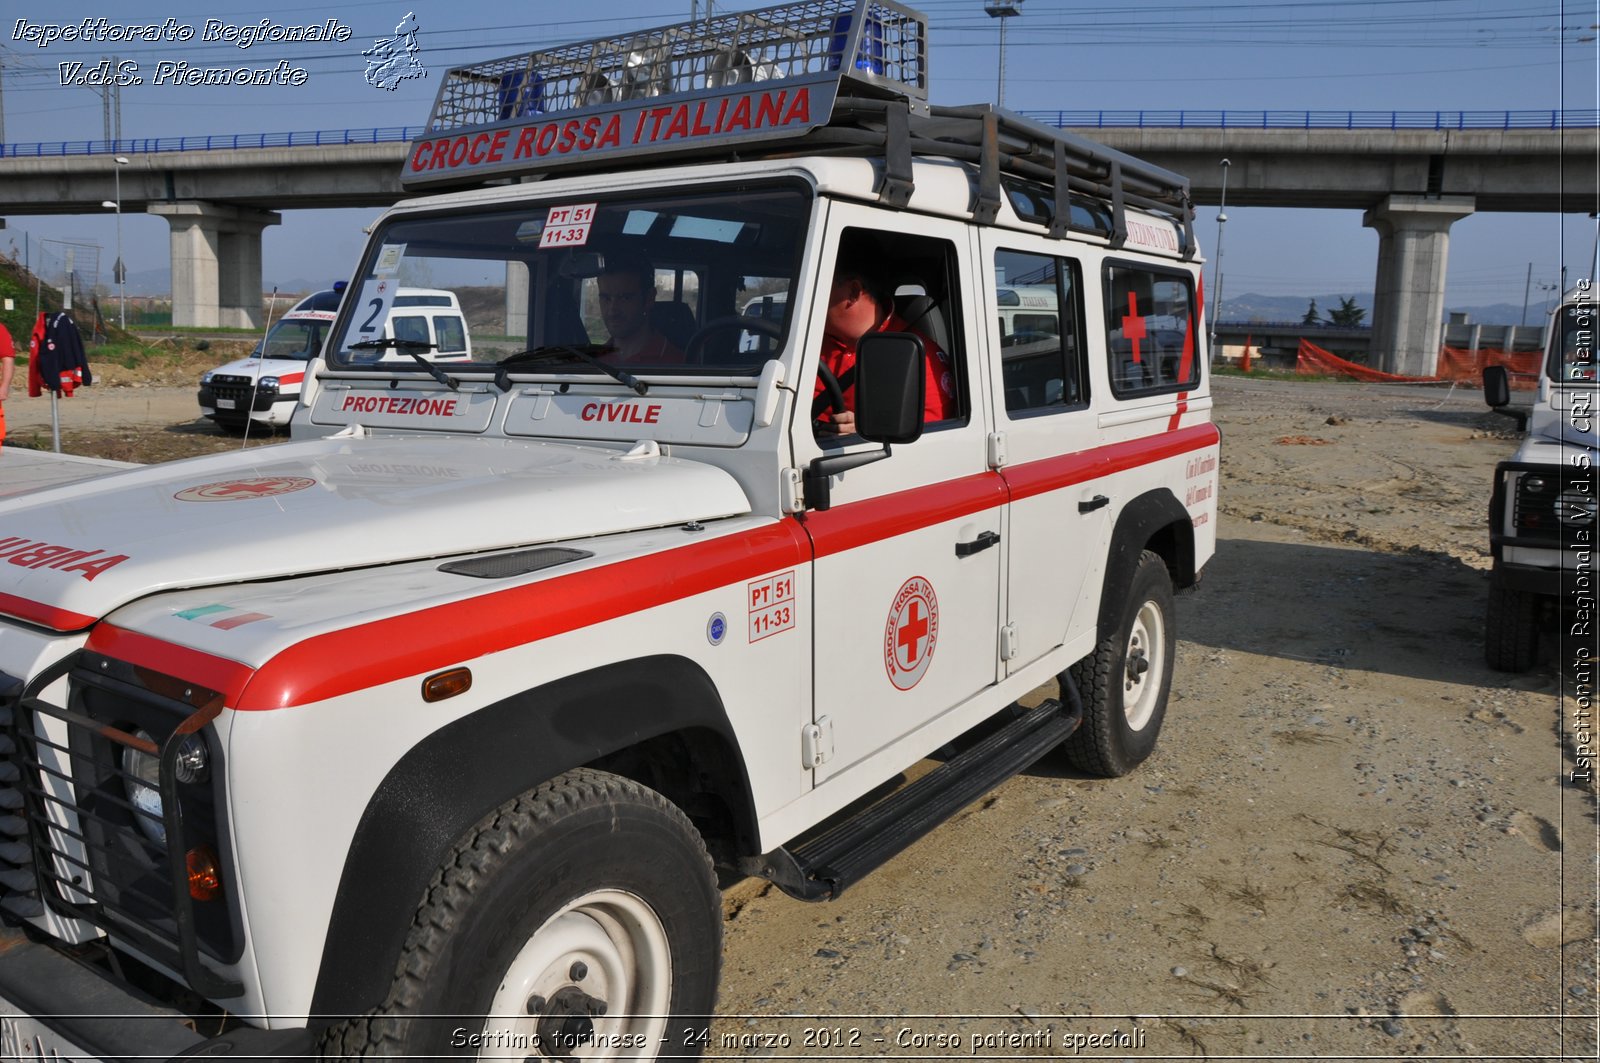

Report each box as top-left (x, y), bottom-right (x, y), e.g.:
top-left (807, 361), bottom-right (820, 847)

top-left (1, 0), bottom-right (1596, 315)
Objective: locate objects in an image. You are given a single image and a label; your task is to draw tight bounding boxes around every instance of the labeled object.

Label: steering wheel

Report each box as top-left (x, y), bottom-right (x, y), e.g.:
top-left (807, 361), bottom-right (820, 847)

top-left (683, 315), bottom-right (784, 364)
top-left (812, 362), bottom-right (848, 431)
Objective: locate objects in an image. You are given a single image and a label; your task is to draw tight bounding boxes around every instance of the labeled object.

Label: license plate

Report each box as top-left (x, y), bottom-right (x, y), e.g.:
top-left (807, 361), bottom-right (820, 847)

top-left (216, 398), bottom-right (236, 409)
top-left (0, 1001), bottom-right (96, 1061)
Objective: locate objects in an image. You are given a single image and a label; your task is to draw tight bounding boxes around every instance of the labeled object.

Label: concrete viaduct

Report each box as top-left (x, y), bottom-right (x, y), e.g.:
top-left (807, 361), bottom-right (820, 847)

top-left (0, 119), bottom-right (1595, 375)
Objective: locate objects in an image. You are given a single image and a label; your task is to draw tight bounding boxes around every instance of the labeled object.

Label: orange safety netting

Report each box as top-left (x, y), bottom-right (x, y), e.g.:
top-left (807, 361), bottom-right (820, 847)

top-left (1294, 339), bottom-right (1541, 388)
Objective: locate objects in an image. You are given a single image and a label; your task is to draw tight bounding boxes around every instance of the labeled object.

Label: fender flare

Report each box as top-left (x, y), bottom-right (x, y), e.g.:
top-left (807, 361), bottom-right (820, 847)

top-left (308, 654), bottom-right (753, 1020)
top-left (1091, 488), bottom-right (1195, 635)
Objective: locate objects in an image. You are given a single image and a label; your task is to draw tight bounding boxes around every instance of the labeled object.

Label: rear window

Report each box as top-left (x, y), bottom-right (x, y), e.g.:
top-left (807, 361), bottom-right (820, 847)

top-left (1104, 263), bottom-right (1200, 397)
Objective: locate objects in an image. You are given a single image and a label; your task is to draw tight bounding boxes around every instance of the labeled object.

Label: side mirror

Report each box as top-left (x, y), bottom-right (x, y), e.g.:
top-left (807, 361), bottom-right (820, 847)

top-left (854, 332), bottom-right (925, 444)
top-left (1482, 365), bottom-right (1510, 409)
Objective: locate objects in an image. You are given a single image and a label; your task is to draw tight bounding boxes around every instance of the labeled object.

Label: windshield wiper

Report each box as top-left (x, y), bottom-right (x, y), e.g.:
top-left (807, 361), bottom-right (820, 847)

top-left (347, 338), bottom-right (461, 392)
top-left (494, 344), bottom-right (648, 396)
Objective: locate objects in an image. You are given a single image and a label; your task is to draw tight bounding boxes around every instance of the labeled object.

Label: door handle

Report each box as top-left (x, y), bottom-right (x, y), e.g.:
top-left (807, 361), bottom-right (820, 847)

top-left (1079, 495), bottom-right (1110, 514)
top-left (955, 530), bottom-right (1000, 558)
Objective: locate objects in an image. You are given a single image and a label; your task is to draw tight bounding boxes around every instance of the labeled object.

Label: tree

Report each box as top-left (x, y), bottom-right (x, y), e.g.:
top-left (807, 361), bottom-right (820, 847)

top-left (1328, 296), bottom-right (1367, 327)
top-left (1301, 299), bottom-right (1321, 326)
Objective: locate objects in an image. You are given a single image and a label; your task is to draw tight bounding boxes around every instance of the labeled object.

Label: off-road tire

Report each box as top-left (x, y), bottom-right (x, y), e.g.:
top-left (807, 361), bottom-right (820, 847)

top-left (320, 768), bottom-right (720, 1061)
top-left (1063, 549), bottom-right (1175, 777)
top-left (1485, 584), bottom-right (1540, 672)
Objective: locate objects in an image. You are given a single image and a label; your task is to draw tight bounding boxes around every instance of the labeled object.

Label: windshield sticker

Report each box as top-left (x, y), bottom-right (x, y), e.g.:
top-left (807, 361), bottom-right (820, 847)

top-left (748, 570), bottom-right (795, 643)
top-left (175, 603), bottom-right (274, 630)
top-left (175, 477), bottom-right (317, 502)
top-left (540, 203), bottom-right (597, 249)
top-left (373, 244), bottom-right (406, 277)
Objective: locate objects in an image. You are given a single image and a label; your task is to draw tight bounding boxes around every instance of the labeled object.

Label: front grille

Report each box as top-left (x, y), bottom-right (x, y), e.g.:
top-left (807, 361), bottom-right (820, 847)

top-left (1512, 467), bottom-right (1597, 543)
top-left (2, 654), bottom-right (242, 998)
top-left (205, 377), bottom-right (280, 412)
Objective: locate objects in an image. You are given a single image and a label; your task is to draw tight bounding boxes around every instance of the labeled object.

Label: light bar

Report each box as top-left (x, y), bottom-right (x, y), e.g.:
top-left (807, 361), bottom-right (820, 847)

top-left (403, 0), bottom-right (928, 188)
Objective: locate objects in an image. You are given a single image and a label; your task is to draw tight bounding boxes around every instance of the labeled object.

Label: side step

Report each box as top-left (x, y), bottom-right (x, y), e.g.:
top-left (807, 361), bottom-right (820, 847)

top-left (744, 690), bottom-right (1083, 901)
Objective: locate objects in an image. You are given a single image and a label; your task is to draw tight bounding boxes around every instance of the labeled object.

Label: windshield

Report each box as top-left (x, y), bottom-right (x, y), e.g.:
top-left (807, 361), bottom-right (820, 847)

top-left (1548, 303), bottom-right (1596, 383)
top-left (329, 181), bottom-right (811, 375)
top-left (252, 317), bottom-right (327, 362)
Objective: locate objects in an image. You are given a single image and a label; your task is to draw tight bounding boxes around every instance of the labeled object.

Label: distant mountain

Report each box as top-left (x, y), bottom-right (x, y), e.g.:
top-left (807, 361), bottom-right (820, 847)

top-left (1219, 292), bottom-right (1540, 328)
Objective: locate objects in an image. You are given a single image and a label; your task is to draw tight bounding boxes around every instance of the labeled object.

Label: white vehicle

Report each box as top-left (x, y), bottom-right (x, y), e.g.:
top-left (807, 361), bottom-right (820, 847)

top-left (198, 287), bottom-right (470, 429)
top-left (0, 4), bottom-right (1218, 1059)
top-left (1482, 281), bottom-right (1597, 670)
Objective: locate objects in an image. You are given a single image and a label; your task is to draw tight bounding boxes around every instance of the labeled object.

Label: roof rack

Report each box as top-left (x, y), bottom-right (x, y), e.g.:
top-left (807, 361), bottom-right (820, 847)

top-left (400, 0), bottom-right (1193, 257)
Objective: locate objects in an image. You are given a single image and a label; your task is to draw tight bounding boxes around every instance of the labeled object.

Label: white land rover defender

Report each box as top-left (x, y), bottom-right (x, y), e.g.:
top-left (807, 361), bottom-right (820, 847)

top-left (1483, 282), bottom-right (1597, 670)
top-left (0, 3), bottom-right (1219, 1059)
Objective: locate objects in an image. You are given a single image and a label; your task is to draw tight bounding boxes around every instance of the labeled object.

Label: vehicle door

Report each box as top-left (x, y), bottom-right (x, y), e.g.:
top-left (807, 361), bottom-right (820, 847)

top-left (794, 208), bottom-right (1003, 783)
top-left (979, 235), bottom-right (1109, 675)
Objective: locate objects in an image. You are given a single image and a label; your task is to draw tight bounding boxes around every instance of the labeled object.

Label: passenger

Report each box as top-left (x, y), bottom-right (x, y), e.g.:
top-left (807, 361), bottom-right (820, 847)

top-left (813, 265), bottom-right (958, 435)
top-left (597, 256), bottom-right (684, 366)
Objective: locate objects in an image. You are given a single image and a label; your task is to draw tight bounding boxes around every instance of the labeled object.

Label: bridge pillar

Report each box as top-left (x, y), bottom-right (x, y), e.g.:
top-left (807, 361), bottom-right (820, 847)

top-left (1362, 194), bottom-right (1474, 377)
top-left (149, 202), bottom-right (282, 329)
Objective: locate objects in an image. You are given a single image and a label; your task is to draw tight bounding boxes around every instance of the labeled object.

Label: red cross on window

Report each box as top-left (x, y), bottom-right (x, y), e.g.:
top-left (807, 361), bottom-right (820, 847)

top-left (1121, 291), bottom-right (1147, 364)
top-left (898, 600), bottom-right (929, 663)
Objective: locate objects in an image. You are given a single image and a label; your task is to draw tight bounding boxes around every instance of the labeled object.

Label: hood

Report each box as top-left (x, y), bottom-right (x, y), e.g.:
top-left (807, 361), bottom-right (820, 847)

top-left (1530, 392), bottom-right (1599, 451)
top-left (0, 435), bottom-right (751, 631)
top-left (207, 355), bottom-right (311, 382)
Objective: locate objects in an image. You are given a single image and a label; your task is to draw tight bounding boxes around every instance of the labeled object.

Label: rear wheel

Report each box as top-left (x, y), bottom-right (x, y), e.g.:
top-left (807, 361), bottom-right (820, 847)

top-left (1064, 550), bottom-right (1175, 777)
top-left (1485, 583), bottom-right (1540, 672)
top-left (322, 769), bottom-right (720, 1061)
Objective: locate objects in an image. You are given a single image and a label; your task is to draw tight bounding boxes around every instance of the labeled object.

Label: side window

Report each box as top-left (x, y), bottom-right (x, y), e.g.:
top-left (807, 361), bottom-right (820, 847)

top-left (391, 315), bottom-right (429, 345)
top-left (1105, 264), bottom-right (1199, 396)
top-left (435, 315), bottom-right (467, 355)
top-left (814, 228), bottom-right (967, 436)
top-left (994, 248), bottom-right (1085, 415)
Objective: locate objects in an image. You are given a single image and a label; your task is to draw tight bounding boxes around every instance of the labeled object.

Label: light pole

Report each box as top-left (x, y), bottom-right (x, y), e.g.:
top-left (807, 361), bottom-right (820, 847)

top-left (1208, 158), bottom-right (1231, 362)
top-left (102, 154), bottom-right (129, 330)
top-left (984, 0), bottom-right (1023, 109)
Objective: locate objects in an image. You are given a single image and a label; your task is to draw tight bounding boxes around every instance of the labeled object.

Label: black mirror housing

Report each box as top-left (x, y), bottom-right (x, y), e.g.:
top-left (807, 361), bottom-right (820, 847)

top-left (1482, 365), bottom-right (1510, 408)
top-left (854, 332), bottom-right (925, 444)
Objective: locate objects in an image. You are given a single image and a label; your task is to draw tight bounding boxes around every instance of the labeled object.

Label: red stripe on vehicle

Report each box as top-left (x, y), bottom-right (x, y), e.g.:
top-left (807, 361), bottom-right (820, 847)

top-left (0, 592), bottom-right (97, 632)
top-left (796, 471), bottom-right (1006, 558)
top-left (1004, 423), bottom-right (1219, 503)
top-left (230, 519), bottom-right (811, 710)
top-left (86, 625), bottom-right (256, 704)
top-left (277, 372), bottom-right (305, 386)
top-left (78, 426), bottom-right (1216, 711)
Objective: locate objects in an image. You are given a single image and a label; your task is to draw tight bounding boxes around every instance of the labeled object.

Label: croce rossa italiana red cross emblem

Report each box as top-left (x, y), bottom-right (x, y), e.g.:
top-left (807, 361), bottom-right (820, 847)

top-left (883, 575), bottom-right (939, 691)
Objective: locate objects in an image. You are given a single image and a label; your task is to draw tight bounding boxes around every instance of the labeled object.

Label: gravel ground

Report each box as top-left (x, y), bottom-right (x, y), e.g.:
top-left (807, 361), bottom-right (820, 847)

top-left (3, 374), bottom-right (1595, 1060)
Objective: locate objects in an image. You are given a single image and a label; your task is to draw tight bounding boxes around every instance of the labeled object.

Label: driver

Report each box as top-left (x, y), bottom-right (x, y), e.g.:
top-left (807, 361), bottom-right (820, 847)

top-left (813, 259), bottom-right (958, 435)
top-left (597, 255), bottom-right (684, 366)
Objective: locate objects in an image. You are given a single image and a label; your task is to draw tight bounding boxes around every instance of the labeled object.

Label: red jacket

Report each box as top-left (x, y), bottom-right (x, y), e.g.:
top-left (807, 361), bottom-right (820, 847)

top-left (813, 311), bottom-right (958, 425)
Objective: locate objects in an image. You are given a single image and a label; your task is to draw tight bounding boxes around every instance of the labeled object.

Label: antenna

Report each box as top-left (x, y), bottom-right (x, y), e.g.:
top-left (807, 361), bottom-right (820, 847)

top-left (241, 287), bottom-right (280, 450)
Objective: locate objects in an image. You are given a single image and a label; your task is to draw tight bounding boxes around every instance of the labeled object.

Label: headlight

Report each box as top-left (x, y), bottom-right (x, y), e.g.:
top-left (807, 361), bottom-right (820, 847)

top-left (123, 732), bottom-right (165, 847)
top-left (200, 370), bottom-right (214, 385)
top-left (122, 730), bottom-right (210, 848)
top-left (258, 376), bottom-right (280, 389)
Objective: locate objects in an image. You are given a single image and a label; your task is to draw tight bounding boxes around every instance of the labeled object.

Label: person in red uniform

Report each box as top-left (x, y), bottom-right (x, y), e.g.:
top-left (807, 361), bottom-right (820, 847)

top-left (813, 267), bottom-right (958, 435)
top-left (0, 322), bottom-right (13, 451)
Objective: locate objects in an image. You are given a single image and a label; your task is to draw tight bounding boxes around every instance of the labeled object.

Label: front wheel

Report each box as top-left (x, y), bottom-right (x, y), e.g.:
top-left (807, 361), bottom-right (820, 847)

top-left (322, 769), bottom-right (721, 1061)
top-left (1063, 549), bottom-right (1175, 777)
top-left (1485, 583), bottom-right (1540, 672)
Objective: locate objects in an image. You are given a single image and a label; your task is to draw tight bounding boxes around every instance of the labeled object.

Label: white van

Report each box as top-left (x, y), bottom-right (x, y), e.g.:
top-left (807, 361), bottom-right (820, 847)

top-left (197, 287), bottom-right (471, 429)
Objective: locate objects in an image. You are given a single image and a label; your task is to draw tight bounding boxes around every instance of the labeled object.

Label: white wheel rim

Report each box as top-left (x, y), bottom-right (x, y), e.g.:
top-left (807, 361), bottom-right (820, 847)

top-left (479, 889), bottom-right (672, 1060)
top-left (1122, 599), bottom-right (1165, 732)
